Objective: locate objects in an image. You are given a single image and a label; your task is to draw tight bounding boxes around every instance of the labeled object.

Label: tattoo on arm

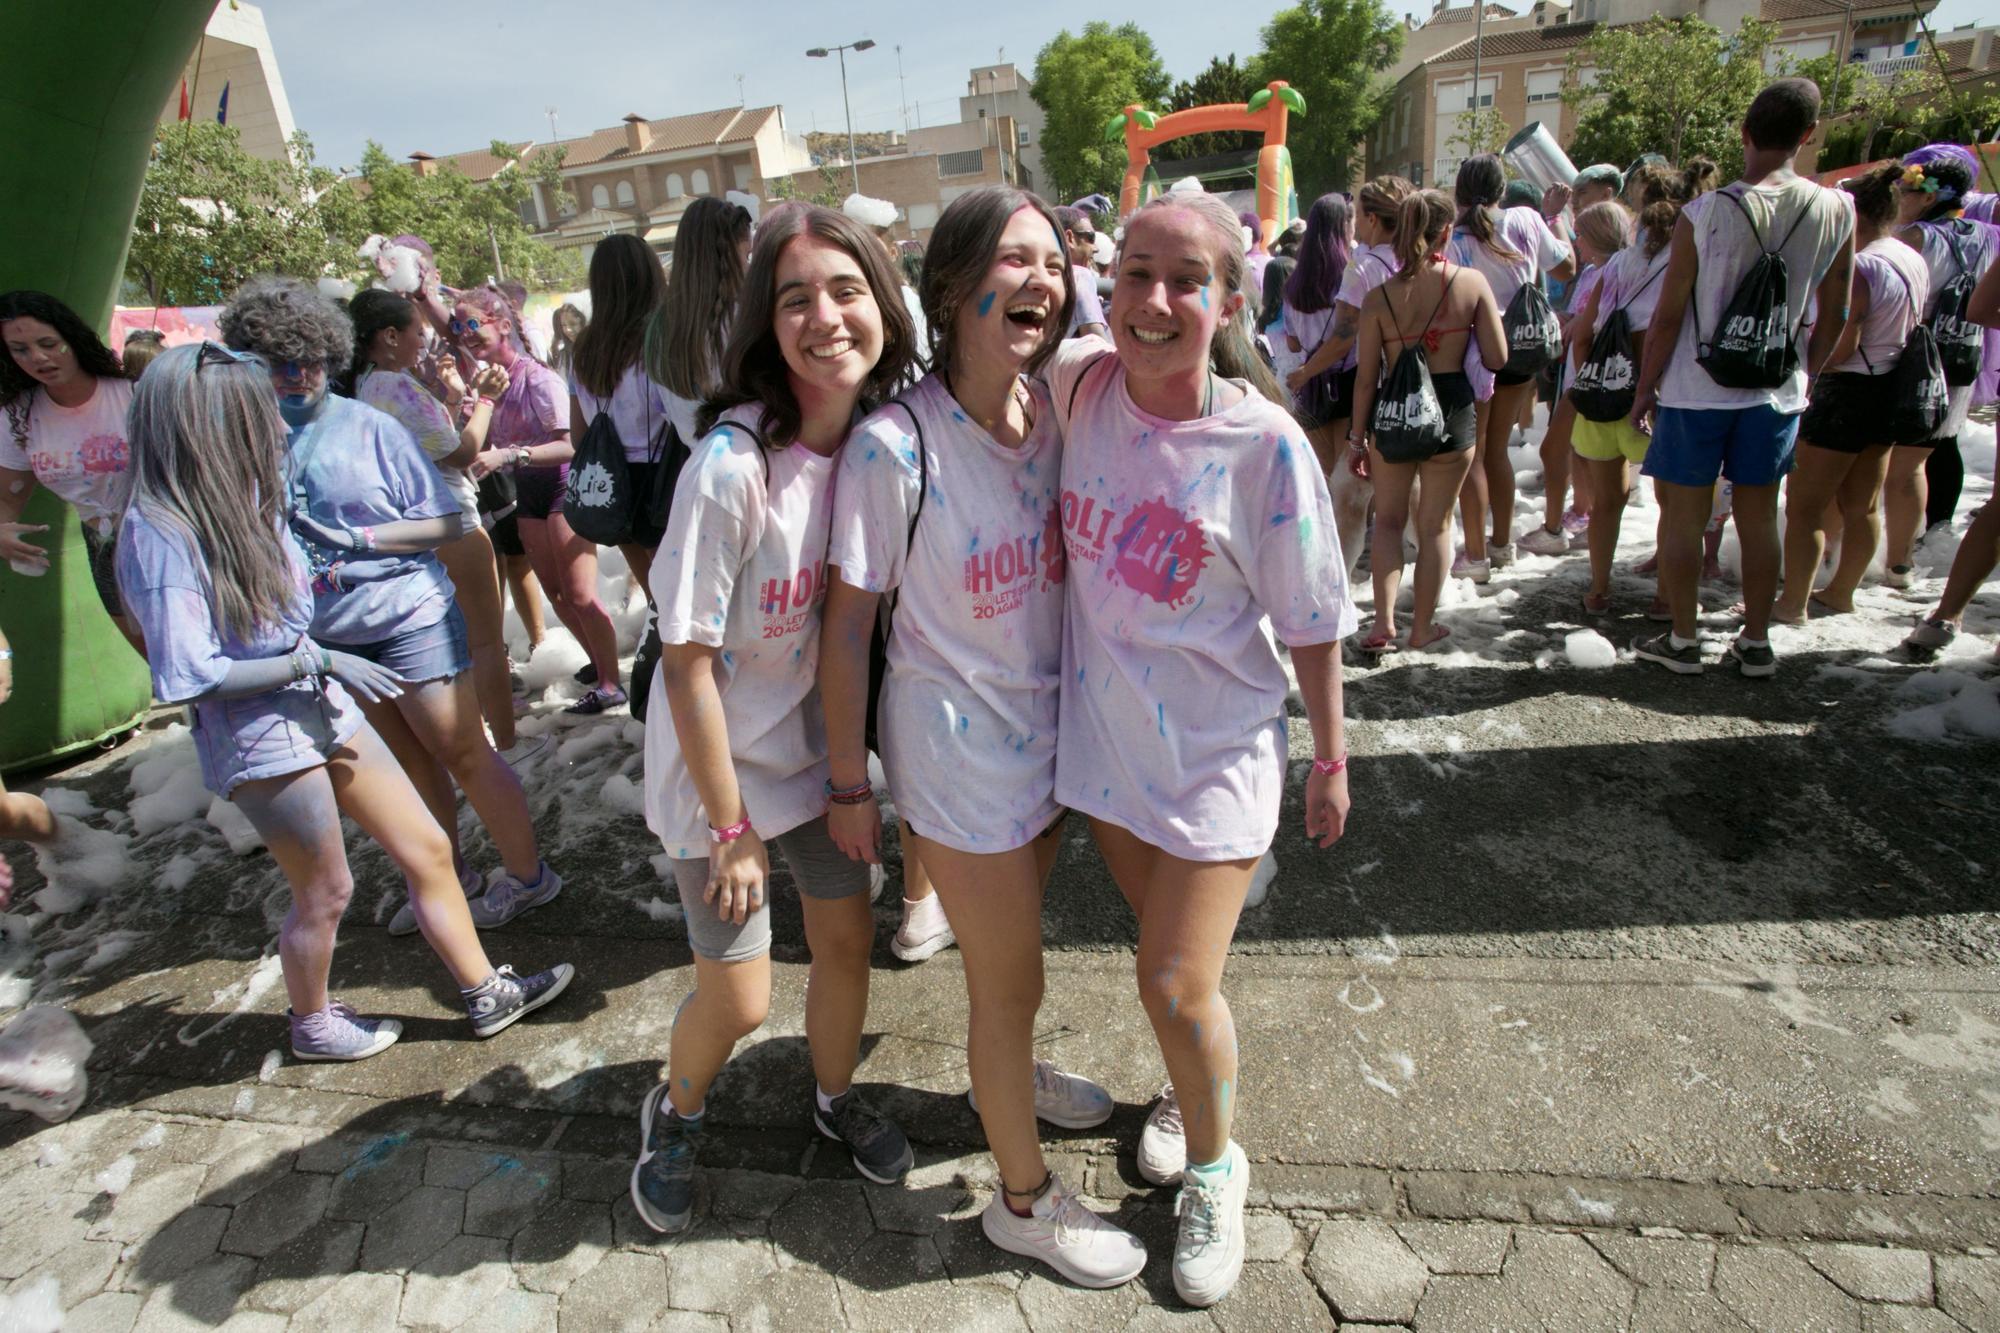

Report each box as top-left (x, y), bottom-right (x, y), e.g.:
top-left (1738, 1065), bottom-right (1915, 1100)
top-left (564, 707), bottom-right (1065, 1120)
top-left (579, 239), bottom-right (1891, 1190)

top-left (1332, 314), bottom-right (1358, 340)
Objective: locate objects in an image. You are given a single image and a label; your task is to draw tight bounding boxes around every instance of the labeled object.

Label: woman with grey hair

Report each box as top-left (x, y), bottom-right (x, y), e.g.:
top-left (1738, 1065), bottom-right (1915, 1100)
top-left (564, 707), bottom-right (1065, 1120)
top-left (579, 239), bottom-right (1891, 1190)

top-left (220, 278), bottom-right (569, 938)
top-left (115, 342), bottom-right (573, 1057)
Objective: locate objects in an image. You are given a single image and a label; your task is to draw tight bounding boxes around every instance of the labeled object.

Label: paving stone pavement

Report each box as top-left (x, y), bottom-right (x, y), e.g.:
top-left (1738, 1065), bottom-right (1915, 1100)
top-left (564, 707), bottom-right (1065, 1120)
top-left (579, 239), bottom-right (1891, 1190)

top-left (2, 1098), bottom-right (1993, 1330)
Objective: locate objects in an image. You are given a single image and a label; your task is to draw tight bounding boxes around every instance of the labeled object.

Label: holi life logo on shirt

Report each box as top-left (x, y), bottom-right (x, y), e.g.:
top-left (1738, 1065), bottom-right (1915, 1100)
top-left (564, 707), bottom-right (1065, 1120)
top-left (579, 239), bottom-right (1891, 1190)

top-left (759, 559), bottom-right (826, 639)
top-left (1060, 490), bottom-right (1212, 608)
top-left (960, 504), bottom-right (1065, 622)
top-left (26, 434), bottom-right (129, 481)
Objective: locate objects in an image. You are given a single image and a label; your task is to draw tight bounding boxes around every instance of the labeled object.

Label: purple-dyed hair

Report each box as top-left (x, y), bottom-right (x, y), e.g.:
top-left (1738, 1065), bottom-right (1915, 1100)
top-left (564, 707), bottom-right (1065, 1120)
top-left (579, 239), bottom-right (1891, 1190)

top-left (1904, 143), bottom-right (1978, 218)
top-left (1283, 193), bottom-right (1353, 316)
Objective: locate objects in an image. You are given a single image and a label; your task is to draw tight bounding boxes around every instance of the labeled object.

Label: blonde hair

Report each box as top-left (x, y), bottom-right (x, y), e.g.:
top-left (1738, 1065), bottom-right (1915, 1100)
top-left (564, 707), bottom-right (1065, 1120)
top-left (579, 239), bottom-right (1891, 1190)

top-left (1120, 192), bottom-right (1285, 406)
top-left (1574, 201), bottom-right (1634, 261)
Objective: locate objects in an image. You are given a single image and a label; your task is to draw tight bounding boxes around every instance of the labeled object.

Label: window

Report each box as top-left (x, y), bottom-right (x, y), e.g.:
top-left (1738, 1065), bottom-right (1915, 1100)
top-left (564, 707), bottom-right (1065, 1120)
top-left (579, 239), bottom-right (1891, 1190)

top-left (1434, 76), bottom-right (1496, 113)
top-left (615, 180), bottom-right (635, 206)
top-left (1765, 35), bottom-right (1834, 73)
top-left (691, 168), bottom-right (710, 195)
top-left (1434, 156), bottom-right (1462, 187)
top-left (1572, 66), bottom-right (1600, 89)
top-left (666, 172), bottom-right (685, 198)
top-left (938, 148), bottom-right (985, 177)
top-left (1399, 95), bottom-right (1411, 149)
top-left (1527, 69), bottom-right (1563, 103)
top-left (1017, 125), bottom-right (1030, 147)
top-left (733, 161), bottom-right (753, 190)
top-left (590, 183), bottom-right (610, 209)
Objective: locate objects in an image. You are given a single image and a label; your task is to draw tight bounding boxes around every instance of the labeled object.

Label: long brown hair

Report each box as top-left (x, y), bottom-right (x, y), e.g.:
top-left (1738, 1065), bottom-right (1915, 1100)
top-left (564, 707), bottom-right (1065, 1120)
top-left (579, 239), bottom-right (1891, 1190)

top-left (919, 186), bottom-right (1074, 383)
top-left (1453, 155), bottom-right (1522, 263)
top-left (648, 197), bottom-right (752, 401)
top-left (1356, 175), bottom-right (1414, 246)
top-left (1393, 190), bottom-right (1455, 279)
top-left (1120, 192), bottom-right (1287, 407)
top-left (700, 204), bottom-right (918, 446)
top-left (123, 344), bottom-right (295, 640)
top-left (572, 234), bottom-right (665, 399)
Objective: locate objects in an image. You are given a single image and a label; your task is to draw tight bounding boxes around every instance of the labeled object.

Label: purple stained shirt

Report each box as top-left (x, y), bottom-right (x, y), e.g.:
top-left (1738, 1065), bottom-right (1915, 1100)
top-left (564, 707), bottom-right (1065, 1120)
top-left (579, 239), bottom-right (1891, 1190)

top-left (116, 505), bottom-right (363, 797)
top-left (482, 354), bottom-right (570, 484)
top-left (286, 394), bottom-right (459, 645)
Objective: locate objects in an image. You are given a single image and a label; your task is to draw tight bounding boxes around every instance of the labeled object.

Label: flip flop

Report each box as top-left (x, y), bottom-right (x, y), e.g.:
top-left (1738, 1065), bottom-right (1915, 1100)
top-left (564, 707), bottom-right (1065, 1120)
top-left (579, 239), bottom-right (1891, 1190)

top-left (1408, 624), bottom-right (1453, 652)
top-left (1582, 593), bottom-right (1611, 616)
top-left (1358, 630), bottom-right (1402, 655)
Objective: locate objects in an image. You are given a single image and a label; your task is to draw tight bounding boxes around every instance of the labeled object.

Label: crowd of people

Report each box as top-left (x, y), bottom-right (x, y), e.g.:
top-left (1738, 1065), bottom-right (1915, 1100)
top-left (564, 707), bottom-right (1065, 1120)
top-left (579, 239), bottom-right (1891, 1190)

top-left (0, 73), bottom-right (1996, 1307)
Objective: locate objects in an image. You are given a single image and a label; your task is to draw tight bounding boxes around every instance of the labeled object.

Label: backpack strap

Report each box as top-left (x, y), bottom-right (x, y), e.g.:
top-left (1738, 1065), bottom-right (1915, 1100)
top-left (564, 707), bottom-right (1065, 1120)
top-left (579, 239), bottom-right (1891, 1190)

top-left (1614, 252), bottom-right (1670, 314)
top-left (883, 399), bottom-right (928, 549)
top-left (713, 416), bottom-right (773, 486)
top-left (1064, 350), bottom-right (1115, 424)
top-left (1855, 256), bottom-right (1919, 375)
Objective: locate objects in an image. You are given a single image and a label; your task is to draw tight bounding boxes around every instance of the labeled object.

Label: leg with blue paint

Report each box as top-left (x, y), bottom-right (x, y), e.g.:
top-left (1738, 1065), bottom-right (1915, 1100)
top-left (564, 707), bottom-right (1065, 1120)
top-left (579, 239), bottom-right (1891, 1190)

top-left (919, 827), bottom-right (1145, 1288)
top-left (1092, 817), bottom-right (1255, 1307)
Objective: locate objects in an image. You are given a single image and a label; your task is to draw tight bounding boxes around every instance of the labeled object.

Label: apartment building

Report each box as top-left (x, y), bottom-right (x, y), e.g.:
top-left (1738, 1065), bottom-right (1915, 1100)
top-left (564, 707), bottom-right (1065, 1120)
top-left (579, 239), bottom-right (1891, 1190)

top-left (961, 64), bottom-right (1046, 194)
top-left (157, 0), bottom-right (296, 162)
top-left (777, 117), bottom-right (1023, 243)
top-left (1366, 0), bottom-right (1949, 188)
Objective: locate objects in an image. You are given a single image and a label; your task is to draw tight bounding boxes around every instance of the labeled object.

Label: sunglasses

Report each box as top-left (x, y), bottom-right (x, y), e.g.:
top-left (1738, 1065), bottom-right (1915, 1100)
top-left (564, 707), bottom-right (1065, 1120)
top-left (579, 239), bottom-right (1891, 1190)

top-left (1071, 230), bottom-right (1097, 244)
top-left (195, 341), bottom-right (262, 374)
top-left (449, 316), bottom-right (485, 336)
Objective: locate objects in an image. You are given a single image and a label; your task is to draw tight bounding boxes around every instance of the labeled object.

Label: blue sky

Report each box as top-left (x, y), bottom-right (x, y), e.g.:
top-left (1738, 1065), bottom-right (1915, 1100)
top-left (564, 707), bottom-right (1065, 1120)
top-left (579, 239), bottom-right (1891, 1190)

top-left (261, 0), bottom-right (1993, 173)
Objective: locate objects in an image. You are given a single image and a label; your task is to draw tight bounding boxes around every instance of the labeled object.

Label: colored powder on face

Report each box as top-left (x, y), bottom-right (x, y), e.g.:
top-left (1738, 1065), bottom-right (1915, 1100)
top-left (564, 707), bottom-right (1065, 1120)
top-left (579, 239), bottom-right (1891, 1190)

top-left (977, 291), bottom-right (997, 317)
top-left (1200, 284), bottom-right (1210, 310)
top-left (958, 714), bottom-right (970, 732)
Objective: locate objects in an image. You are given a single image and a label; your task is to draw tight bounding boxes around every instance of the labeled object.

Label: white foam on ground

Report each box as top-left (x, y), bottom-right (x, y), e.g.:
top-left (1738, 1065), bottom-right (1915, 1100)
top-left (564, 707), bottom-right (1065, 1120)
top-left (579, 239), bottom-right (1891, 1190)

top-left (205, 796), bottom-right (266, 855)
top-left (0, 1276), bottom-right (61, 1333)
top-left (175, 954), bottom-right (285, 1047)
top-left (638, 897), bottom-right (685, 924)
top-left (1564, 629), bottom-right (1618, 668)
top-left (92, 1155), bottom-right (136, 1195)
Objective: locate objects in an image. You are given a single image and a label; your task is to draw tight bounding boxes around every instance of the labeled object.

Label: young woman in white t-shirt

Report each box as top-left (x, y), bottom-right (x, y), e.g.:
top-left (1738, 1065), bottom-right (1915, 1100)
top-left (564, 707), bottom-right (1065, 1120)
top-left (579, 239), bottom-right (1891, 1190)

top-left (1050, 191), bottom-right (1358, 1308)
top-left (822, 187), bottom-right (1147, 1289)
top-left (1449, 156), bottom-right (1575, 576)
top-left (1777, 164), bottom-right (1928, 623)
top-left (568, 234), bottom-right (670, 604)
top-left (633, 205), bottom-right (922, 1235)
top-left (0, 289), bottom-right (141, 650)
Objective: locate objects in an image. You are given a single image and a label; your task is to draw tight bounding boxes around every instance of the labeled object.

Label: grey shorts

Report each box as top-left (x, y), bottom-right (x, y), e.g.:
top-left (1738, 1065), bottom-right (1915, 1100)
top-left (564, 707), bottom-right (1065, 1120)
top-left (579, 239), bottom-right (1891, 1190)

top-left (669, 816), bottom-right (871, 963)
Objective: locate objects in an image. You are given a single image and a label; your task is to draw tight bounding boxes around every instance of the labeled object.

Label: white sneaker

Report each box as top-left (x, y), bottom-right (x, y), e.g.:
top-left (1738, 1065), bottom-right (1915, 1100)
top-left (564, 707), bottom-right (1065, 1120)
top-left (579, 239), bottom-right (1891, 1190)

top-left (981, 1173), bottom-right (1146, 1289)
top-left (1450, 552), bottom-right (1491, 585)
top-left (1518, 526), bottom-right (1568, 557)
top-left (498, 735), bottom-right (551, 768)
top-left (1488, 541), bottom-right (1517, 570)
top-left (968, 1058), bottom-right (1114, 1129)
top-left (1136, 1084), bottom-right (1185, 1185)
top-left (890, 893), bottom-right (955, 962)
top-left (1243, 850), bottom-right (1277, 909)
top-left (1882, 564), bottom-right (1913, 590)
top-left (1172, 1142), bottom-right (1249, 1308)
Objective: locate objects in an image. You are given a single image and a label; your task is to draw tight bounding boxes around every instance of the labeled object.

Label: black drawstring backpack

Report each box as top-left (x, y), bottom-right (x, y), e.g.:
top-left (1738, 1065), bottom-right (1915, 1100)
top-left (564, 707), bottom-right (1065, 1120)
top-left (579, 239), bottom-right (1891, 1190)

top-left (1371, 274), bottom-right (1455, 464)
top-left (1500, 278), bottom-right (1561, 379)
top-left (1861, 263), bottom-right (1948, 445)
top-left (1569, 257), bottom-right (1667, 423)
top-left (1927, 224), bottom-right (1984, 388)
top-left (563, 403), bottom-right (637, 546)
top-left (1692, 186), bottom-right (1821, 390)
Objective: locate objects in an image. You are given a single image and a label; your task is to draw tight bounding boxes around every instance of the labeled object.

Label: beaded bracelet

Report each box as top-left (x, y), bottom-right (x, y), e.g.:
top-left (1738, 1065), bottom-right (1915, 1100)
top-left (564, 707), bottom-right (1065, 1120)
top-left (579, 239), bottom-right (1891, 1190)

top-left (709, 816), bottom-right (752, 843)
top-left (1312, 755), bottom-right (1348, 776)
top-left (826, 779), bottom-right (873, 806)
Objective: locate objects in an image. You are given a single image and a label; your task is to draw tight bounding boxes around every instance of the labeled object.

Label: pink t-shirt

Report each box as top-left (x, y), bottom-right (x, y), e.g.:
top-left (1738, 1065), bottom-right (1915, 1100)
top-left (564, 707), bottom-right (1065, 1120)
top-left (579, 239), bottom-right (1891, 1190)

top-left (482, 356), bottom-right (568, 453)
top-left (0, 376), bottom-right (133, 534)
top-left (829, 373), bottom-right (1064, 853)
top-left (643, 412), bottom-right (837, 857)
top-left (1449, 209), bottom-right (1569, 313)
top-left (1049, 339), bottom-right (1357, 861)
top-left (1830, 238), bottom-right (1930, 376)
top-left (1590, 245), bottom-right (1672, 335)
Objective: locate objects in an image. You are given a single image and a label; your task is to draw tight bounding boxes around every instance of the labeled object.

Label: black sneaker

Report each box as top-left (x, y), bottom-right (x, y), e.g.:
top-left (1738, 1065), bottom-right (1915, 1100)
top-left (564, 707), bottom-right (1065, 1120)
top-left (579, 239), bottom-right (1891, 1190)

top-left (463, 963), bottom-right (574, 1038)
top-left (564, 687), bottom-right (627, 716)
top-left (813, 1089), bottom-right (913, 1184)
top-left (574, 663), bottom-right (599, 686)
top-left (1726, 636), bottom-right (1777, 679)
top-left (631, 1083), bottom-right (702, 1234)
top-left (1631, 632), bottom-right (1703, 675)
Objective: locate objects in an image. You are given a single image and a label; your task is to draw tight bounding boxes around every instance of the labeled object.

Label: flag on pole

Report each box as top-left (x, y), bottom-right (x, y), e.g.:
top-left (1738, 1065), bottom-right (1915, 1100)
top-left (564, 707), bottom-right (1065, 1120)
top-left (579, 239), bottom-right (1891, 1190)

top-left (216, 82), bottom-right (230, 126)
top-left (177, 79), bottom-right (190, 121)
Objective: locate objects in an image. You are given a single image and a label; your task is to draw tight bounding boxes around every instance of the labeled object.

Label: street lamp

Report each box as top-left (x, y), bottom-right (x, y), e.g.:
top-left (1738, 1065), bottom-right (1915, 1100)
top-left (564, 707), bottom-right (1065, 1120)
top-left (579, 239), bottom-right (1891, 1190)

top-left (806, 39), bottom-right (875, 193)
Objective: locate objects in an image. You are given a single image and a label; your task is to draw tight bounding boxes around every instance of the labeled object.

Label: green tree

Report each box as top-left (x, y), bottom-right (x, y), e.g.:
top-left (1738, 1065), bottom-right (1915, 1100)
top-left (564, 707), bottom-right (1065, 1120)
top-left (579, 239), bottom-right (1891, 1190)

top-left (766, 160), bottom-right (848, 208)
top-left (125, 121), bottom-right (356, 307)
top-left (1564, 16), bottom-right (1780, 175)
top-left (1445, 107), bottom-right (1511, 161)
top-left (347, 142), bottom-right (582, 290)
top-left (1162, 55), bottom-right (1264, 161)
top-left (1030, 22), bottom-right (1173, 202)
top-left (1251, 0), bottom-right (1403, 197)
top-left (1791, 53), bottom-right (1947, 169)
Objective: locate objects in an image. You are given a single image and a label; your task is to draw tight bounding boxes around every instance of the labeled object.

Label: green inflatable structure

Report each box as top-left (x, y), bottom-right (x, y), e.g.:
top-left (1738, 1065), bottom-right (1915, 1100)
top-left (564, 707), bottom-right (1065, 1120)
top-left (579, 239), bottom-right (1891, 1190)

top-left (0, 4), bottom-right (211, 773)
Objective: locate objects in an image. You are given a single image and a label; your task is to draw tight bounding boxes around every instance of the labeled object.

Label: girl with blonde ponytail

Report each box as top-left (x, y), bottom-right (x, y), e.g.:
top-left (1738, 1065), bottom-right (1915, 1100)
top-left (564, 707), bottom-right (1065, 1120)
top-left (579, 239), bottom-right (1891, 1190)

top-left (1046, 188), bottom-right (1357, 1308)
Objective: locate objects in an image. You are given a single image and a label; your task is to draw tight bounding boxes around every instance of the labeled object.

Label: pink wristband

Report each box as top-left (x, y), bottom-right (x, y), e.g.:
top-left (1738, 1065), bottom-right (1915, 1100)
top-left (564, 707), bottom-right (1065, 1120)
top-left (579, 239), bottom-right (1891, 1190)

top-left (1312, 755), bottom-right (1348, 776)
top-left (708, 816), bottom-right (752, 843)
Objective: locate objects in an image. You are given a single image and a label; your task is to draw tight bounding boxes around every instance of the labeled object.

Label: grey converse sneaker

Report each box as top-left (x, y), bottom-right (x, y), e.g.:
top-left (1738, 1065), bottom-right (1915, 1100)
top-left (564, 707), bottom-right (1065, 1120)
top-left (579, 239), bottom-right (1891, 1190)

top-left (1725, 636), bottom-right (1776, 679)
top-left (388, 864), bottom-right (483, 937)
top-left (463, 963), bottom-right (574, 1038)
top-left (814, 1089), bottom-right (914, 1184)
top-left (467, 863), bottom-right (563, 929)
top-left (968, 1058), bottom-right (1114, 1130)
top-left (290, 1002), bottom-right (401, 1062)
top-left (630, 1082), bottom-right (702, 1234)
top-left (1632, 632), bottom-right (1703, 675)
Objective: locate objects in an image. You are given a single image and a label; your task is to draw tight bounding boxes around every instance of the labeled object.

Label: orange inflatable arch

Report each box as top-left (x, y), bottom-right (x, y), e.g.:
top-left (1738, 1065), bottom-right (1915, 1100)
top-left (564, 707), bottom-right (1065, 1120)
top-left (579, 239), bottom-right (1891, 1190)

top-left (1104, 81), bottom-right (1305, 247)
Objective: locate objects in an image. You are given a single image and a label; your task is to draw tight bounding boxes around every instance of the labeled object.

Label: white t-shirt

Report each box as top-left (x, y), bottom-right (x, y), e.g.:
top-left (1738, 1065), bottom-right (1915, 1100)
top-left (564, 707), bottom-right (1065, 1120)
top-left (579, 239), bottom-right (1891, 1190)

top-left (1068, 267), bottom-right (1107, 336)
top-left (829, 373), bottom-right (1064, 853)
top-left (1660, 176), bottom-right (1854, 414)
top-left (1830, 238), bottom-right (1930, 376)
top-left (569, 361), bottom-right (669, 464)
top-left (1048, 339), bottom-right (1358, 861)
top-left (1591, 244), bottom-right (1673, 336)
top-left (643, 413), bottom-right (838, 857)
top-left (0, 376), bottom-right (134, 534)
top-left (355, 369), bottom-right (478, 516)
top-left (1449, 209), bottom-right (1569, 314)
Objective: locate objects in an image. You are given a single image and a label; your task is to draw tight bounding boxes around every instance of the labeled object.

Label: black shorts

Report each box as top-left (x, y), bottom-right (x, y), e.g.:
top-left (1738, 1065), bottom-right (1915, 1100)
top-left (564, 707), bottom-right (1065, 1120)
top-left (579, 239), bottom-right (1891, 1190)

top-left (487, 511), bottom-right (524, 557)
top-left (623, 460), bottom-right (666, 550)
top-left (1800, 371), bottom-right (1897, 453)
top-left (1376, 372), bottom-right (1477, 466)
top-left (514, 465), bottom-right (566, 520)
top-left (1294, 365), bottom-right (1358, 431)
top-left (1494, 367), bottom-right (1536, 388)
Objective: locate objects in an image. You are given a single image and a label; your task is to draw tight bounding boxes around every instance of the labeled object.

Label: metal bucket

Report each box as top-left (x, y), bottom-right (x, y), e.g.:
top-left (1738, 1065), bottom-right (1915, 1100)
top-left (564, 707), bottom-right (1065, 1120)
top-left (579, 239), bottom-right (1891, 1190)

top-left (1504, 121), bottom-right (1578, 196)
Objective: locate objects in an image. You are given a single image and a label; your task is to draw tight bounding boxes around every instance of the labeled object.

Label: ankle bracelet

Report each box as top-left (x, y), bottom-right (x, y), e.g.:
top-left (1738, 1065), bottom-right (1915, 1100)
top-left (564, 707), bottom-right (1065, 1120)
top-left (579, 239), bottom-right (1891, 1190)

top-left (1002, 1169), bottom-right (1053, 1201)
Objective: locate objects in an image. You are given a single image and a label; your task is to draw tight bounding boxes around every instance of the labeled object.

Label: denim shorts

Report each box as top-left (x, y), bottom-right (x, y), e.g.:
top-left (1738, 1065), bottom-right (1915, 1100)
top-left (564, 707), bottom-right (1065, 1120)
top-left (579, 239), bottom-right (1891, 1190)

top-left (1643, 404), bottom-right (1798, 489)
top-left (340, 602), bottom-right (470, 685)
top-left (666, 816), bottom-right (871, 963)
